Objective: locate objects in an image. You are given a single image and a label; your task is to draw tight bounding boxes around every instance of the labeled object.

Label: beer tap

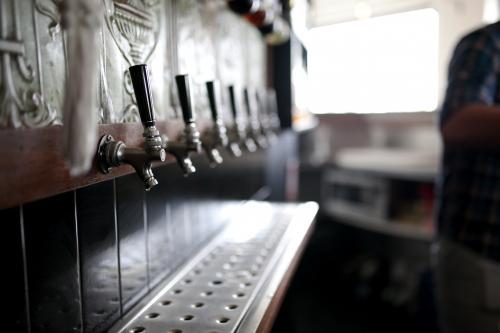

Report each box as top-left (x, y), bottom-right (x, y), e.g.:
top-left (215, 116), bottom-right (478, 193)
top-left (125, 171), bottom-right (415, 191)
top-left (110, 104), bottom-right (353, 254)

top-left (162, 74), bottom-right (202, 176)
top-left (227, 85), bottom-right (257, 155)
top-left (256, 88), bottom-right (277, 144)
top-left (244, 87), bottom-right (268, 149)
top-left (97, 64), bottom-right (166, 190)
top-left (201, 80), bottom-right (228, 166)
top-left (266, 88), bottom-right (281, 139)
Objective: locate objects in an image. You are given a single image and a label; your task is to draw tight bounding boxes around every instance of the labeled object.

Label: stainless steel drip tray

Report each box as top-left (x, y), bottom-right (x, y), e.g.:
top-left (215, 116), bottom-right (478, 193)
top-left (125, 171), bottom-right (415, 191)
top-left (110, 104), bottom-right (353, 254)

top-left (108, 201), bottom-right (318, 333)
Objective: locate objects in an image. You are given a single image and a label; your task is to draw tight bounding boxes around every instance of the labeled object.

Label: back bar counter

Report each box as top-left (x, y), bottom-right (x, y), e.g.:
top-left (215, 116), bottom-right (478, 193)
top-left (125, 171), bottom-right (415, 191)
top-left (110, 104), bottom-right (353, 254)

top-left (0, 0), bottom-right (316, 332)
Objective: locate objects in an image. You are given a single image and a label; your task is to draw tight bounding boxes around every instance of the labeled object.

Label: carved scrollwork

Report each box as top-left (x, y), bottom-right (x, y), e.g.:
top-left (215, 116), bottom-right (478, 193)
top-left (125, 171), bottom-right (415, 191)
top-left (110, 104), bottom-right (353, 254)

top-left (0, 0), bottom-right (59, 128)
top-left (104, 0), bottom-right (161, 65)
top-left (120, 103), bottom-right (141, 123)
top-left (35, 0), bottom-right (62, 39)
top-left (104, 0), bottom-right (162, 123)
top-left (121, 69), bottom-right (140, 122)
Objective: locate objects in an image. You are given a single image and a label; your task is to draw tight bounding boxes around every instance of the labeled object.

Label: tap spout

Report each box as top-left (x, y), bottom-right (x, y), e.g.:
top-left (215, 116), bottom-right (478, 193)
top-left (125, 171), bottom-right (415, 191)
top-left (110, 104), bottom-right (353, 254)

top-left (97, 134), bottom-right (165, 191)
top-left (162, 122), bottom-right (201, 176)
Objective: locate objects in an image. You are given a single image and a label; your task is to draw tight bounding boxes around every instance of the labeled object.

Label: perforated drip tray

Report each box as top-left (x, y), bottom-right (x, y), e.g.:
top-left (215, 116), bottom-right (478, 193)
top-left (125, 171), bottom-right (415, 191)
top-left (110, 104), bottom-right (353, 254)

top-left (109, 201), bottom-right (318, 333)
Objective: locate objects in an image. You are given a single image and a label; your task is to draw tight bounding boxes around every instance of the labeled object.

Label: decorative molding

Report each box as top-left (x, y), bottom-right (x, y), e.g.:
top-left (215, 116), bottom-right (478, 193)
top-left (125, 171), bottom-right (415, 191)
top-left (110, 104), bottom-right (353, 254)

top-left (120, 103), bottom-right (141, 123)
top-left (104, 0), bottom-right (161, 65)
top-left (0, 0), bottom-right (58, 128)
top-left (121, 69), bottom-right (141, 123)
top-left (103, 0), bottom-right (162, 123)
top-left (35, 0), bottom-right (62, 39)
top-left (99, 28), bottom-right (115, 123)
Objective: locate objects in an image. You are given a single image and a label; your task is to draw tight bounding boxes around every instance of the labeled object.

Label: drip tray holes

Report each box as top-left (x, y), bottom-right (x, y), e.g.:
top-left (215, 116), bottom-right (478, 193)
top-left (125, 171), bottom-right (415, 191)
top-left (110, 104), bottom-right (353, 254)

top-left (210, 280), bottom-right (223, 286)
top-left (109, 205), bottom-right (295, 333)
top-left (192, 302), bottom-right (205, 308)
top-left (216, 317), bottom-right (230, 324)
top-left (201, 291), bottom-right (214, 297)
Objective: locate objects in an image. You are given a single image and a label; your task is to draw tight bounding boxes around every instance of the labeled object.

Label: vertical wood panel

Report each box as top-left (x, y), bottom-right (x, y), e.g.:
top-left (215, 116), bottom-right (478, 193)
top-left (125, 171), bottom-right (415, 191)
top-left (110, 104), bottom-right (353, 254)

top-left (0, 206), bottom-right (29, 332)
top-left (23, 192), bottom-right (82, 333)
top-left (145, 169), bottom-right (172, 288)
top-left (115, 174), bottom-right (148, 312)
top-left (76, 180), bottom-right (120, 333)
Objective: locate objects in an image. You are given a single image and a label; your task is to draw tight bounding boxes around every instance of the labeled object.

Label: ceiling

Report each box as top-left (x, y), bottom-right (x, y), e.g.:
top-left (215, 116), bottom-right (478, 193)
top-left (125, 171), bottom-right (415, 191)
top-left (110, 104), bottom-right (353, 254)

top-left (308, 0), bottom-right (434, 26)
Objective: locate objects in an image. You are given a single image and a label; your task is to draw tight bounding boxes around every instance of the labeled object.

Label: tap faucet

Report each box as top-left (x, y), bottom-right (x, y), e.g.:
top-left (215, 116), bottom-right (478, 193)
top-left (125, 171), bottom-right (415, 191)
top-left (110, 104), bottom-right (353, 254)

top-left (255, 88), bottom-right (277, 144)
top-left (97, 64), bottom-right (166, 190)
top-left (162, 74), bottom-right (202, 175)
top-left (201, 80), bottom-right (228, 166)
top-left (244, 87), bottom-right (269, 149)
top-left (265, 88), bottom-right (281, 141)
top-left (227, 85), bottom-right (256, 155)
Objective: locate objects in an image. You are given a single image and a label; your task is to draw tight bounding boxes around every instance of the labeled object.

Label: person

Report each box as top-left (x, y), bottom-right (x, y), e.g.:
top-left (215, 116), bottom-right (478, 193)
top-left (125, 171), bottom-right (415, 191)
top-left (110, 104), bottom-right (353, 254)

top-left (435, 21), bottom-right (500, 333)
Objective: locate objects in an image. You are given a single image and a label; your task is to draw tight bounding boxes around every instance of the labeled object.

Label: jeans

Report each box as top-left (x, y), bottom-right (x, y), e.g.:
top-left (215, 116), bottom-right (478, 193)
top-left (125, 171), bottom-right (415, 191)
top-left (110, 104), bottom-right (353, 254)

top-left (433, 239), bottom-right (500, 333)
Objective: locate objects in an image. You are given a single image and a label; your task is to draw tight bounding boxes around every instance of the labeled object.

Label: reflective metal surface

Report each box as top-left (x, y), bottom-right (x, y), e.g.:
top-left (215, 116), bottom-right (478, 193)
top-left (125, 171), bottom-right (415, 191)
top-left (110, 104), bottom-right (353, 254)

top-left (0, 0), bottom-right (266, 128)
top-left (109, 201), bottom-right (318, 333)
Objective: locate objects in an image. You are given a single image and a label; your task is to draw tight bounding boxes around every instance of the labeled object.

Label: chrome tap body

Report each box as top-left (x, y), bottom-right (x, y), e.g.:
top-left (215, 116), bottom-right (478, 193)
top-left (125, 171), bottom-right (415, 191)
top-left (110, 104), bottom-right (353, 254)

top-left (97, 65), bottom-right (165, 190)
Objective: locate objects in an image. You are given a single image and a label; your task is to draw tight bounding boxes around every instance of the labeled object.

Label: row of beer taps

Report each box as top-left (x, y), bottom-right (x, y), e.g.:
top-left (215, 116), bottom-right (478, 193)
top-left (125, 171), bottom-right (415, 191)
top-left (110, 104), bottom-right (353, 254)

top-left (97, 64), bottom-right (280, 190)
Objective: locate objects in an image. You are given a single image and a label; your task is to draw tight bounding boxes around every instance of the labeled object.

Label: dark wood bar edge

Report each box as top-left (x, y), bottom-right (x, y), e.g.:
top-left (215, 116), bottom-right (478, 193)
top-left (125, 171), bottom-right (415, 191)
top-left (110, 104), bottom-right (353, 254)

top-left (256, 220), bottom-right (317, 333)
top-left (0, 119), bottom-right (211, 209)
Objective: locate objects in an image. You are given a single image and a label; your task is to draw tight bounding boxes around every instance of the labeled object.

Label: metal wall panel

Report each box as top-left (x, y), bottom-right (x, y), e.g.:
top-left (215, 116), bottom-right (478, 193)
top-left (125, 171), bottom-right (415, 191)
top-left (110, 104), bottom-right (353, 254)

top-left (0, 0), bottom-right (266, 128)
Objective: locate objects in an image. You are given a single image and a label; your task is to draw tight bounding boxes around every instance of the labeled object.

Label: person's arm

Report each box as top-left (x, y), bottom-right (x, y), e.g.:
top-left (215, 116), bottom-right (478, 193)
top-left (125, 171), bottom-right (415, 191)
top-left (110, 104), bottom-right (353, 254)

top-left (442, 104), bottom-right (500, 147)
top-left (440, 30), bottom-right (499, 147)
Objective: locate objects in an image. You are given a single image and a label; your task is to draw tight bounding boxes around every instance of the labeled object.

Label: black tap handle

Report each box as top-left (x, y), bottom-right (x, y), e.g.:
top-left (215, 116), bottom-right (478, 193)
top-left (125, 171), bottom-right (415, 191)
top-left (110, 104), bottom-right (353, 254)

top-left (175, 74), bottom-right (195, 124)
top-left (228, 85), bottom-right (239, 120)
top-left (206, 81), bottom-right (221, 122)
top-left (255, 89), bottom-right (263, 110)
top-left (256, 89), bottom-right (267, 118)
top-left (243, 87), bottom-right (253, 118)
top-left (129, 64), bottom-right (156, 127)
top-left (267, 88), bottom-right (278, 115)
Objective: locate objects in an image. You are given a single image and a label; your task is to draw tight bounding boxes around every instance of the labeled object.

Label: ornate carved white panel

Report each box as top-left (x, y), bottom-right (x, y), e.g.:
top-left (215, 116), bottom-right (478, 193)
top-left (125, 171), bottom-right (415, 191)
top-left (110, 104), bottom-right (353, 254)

top-left (0, 0), bottom-right (60, 128)
top-left (0, 0), bottom-right (266, 128)
top-left (103, 0), bottom-right (168, 123)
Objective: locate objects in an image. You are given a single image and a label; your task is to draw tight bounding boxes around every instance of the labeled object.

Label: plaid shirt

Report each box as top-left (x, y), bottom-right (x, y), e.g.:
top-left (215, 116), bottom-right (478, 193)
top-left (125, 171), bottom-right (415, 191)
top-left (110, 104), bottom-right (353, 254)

top-left (438, 22), bottom-right (500, 261)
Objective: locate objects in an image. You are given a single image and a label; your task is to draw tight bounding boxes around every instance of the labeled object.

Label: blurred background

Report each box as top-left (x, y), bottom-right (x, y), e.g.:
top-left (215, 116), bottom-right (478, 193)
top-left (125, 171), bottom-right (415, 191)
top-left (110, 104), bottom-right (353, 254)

top-left (1, 0), bottom-right (497, 332)
top-left (272, 0), bottom-right (498, 332)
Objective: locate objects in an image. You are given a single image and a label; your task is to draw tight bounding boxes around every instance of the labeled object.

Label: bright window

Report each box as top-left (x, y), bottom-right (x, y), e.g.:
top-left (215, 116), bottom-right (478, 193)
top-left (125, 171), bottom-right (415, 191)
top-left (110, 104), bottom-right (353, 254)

top-left (307, 8), bottom-right (439, 114)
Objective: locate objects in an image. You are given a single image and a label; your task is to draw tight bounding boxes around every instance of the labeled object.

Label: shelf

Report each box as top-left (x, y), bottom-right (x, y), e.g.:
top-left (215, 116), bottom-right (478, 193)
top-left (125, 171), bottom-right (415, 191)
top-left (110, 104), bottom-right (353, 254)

top-left (331, 148), bottom-right (439, 183)
top-left (323, 200), bottom-right (434, 242)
